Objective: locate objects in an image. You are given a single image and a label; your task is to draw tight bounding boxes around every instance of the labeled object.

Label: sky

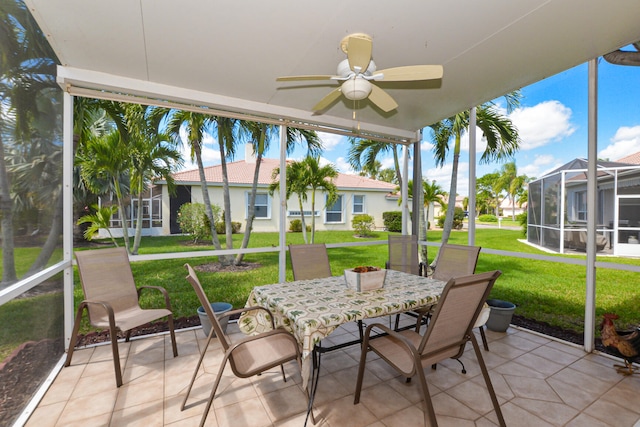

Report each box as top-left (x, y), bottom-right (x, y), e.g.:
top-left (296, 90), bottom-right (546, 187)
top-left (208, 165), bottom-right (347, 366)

top-left (179, 53), bottom-right (640, 198)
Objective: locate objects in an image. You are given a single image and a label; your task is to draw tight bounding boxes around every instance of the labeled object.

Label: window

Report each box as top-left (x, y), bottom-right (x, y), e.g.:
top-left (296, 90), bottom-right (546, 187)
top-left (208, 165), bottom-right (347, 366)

top-left (248, 192), bottom-right (270, 219)
top-left (575, 191), bottom-right (587, 221)
top-left (353, 195), bottom-right (365, 214)
top-left (325, 195), bottom-right (343, 223)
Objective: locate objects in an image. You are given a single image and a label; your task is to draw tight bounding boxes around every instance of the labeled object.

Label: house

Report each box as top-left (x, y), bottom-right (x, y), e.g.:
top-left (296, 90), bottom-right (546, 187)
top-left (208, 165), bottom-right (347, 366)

top-left (155, 145), bottom-right (400, 235)
top-left (527, 155), bottom-right (640, 256)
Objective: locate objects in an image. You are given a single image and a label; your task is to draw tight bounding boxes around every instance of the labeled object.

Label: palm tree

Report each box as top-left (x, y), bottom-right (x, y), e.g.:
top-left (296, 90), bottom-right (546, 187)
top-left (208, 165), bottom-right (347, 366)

top-left (236, 122), bottom-right (321, 263)
top-left (358, 160), bottom-right (382, 180)
top-left (125, 105), bottom-right (182, 254)
top-left (76, 130), bottom-right (132, 252)
top-left (269, 160), bottom-right (313, 244)
top-left (302, 156), bottom-right (338, 244)
top-left (431, 93), bottom-right (521, 247)
top-left (422, 180), bottom-right (447, 228)
top-left (497, 161), bottom-right (528, 220)
top-left (0, 0), bottom-right (59, 286)
top-left (165, 111), bottom-right (223, 252)
top-left (348, 138), bottom-right (404, 189)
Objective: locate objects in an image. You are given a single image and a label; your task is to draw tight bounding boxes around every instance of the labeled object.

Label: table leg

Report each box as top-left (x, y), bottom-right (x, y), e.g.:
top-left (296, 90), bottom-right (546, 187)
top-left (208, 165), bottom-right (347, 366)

top-left (304, 345), bottom-right (321, 426)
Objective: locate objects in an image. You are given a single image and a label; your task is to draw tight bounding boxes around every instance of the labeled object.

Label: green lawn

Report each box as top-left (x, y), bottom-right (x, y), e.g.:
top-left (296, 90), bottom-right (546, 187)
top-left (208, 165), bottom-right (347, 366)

top-left (3, 227), bottom-right (639, 361)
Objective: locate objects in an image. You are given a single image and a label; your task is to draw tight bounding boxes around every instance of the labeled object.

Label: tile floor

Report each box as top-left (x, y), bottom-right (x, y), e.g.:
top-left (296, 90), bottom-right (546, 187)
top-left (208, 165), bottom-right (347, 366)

top-left (26, 318), bottom-right (640, 427)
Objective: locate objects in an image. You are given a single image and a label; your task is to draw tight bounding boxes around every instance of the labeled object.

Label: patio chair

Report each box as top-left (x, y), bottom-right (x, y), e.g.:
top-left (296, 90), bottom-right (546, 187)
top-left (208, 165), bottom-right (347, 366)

top-left (354, 270), bottom-right (505, 427)
top-left (182, 263), bottom-right (302, 427)
top-left (386, 234), bottom-right (426, 276)
top-left (421, 244), bottom-right (490, 350)
top-left (289, 243), bottom-right (332, 280)
top-left (65, 247), bottom-right (178, 387)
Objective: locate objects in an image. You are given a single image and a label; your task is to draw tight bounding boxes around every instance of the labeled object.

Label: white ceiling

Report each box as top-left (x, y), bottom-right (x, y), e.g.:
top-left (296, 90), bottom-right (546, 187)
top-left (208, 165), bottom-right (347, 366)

top-left (25, 0), bottom-right (640, 142)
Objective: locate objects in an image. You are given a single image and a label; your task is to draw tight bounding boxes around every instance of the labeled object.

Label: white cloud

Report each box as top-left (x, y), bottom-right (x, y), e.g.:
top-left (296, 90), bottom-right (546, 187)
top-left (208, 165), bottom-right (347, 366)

top-left (176, 128), bottom-right (220, 170)
top-left (519, 154), bottom-right (563, 179)
top-left (425, 162), bottom-right (469, 197)
top-left (598, 125), bottom-right (640, 161)
top-left (318, 132), bottom-right (344, 151)
top-left (334, 156), bottom-right (356, 174)
top-left (508, 101), bottom-right (576, 150)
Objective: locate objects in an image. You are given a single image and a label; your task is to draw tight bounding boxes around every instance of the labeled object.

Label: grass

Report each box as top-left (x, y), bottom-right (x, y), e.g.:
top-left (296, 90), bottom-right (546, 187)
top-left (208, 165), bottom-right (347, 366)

top-left (3, 227), bottom-right (639, 360)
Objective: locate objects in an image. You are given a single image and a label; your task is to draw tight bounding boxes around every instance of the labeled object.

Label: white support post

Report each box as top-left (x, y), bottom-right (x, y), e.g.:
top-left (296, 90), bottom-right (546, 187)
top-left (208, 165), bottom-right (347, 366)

top-left (401, 145), bottom-right (409, 234)
top-left (584, 59), bottom-right (598, 352)
top-left (279, 126), bottom-right (287, 283)
top-left (468, 107), bottom-right (477, 245)
top-left (63, 91), bottom-right (74, 349)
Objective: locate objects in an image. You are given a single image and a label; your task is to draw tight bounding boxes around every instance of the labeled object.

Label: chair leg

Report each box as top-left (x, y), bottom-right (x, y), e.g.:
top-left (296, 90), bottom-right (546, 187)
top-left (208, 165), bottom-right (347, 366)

top-left (414, 364), bottom-right (438, 427)
top-left (108, 320), bottom-right (123, 387)
top-left (478, 326), bottom-right (489, 351)
top-left (199, 354), bottom-right (230, 427)
top-left (182, 328), bottom-right (215, 411)
top-left (354, 331), bottom-right (372, 404)
top-left (168, 314), bottom-right (178, 357)
top-left (64, 303), bottom-right (87, 368)
top-left (470, 334), bottom-right (506, 427)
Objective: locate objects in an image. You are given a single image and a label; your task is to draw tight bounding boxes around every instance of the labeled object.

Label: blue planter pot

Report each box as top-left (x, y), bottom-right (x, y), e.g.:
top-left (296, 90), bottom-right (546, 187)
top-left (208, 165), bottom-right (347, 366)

top-left (486, 299), bottom-right (516, 332)
top-left (197, 302), bottom-right (233, 338)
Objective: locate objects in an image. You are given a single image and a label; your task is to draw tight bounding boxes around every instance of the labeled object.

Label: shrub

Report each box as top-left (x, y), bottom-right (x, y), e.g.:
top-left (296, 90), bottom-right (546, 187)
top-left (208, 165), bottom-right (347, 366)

top-left (436, 207), bottom-right (465, 230)
top-left (383, 211), bottom-right (402, 232)
top-left (289, 219), bottom-right (311, 232)
top-left (177, 203), bottom-right (220, 243)
top-left (215, 221), bottom-right (241, 234)
top-left (517, 211), bottom-right (528, 236)
top-left (352, 214), bottom-right (375, 237)
top-left (478, 214), bottom-right (498, 223)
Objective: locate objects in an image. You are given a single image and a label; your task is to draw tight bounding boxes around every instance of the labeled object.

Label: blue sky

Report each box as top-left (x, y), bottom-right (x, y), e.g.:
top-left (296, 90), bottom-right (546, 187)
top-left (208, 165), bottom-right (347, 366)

top-left (182, 54), bottom-right (640, 198)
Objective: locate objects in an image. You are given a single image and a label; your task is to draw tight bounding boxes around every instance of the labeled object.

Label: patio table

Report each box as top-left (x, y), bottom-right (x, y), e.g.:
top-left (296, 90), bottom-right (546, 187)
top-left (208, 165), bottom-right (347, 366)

top-left (238, 269), bottom-right (446, 389)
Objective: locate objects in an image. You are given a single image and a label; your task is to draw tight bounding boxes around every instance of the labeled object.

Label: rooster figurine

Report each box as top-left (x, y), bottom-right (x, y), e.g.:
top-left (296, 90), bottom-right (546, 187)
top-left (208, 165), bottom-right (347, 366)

top-left (600, 313), bottom-right (640, 375)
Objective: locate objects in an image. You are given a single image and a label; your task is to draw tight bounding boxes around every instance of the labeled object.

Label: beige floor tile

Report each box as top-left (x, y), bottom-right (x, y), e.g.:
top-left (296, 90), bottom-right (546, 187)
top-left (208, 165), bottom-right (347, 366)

top-left (211, 376), bottom-right (258, 409)
top-left (110, 398), bottom-right (164, 427)
top-left (114, 376), bottom-right (165, 411)
top-left (70, 370), bottom-right (119, 400)
top-left (164, 393), bottom-right (208, 426)
top-left (259, 383), bottom-right (308, 422)
top-left (584, 399), bottom-right (640, 427)
top-left (497, 333), bottom-right (545, 352)
top-left (431, 391), bottom-right (483, 420)
top-left (55, 389), bottom-right (117, 425)
top-left (317, 394), bottom-right (378, 427)
top-left (379, 404), bottom-right (426, 427)
top-left (25, 400), bottom-right (66, 427)
top-left (214, 396), bottom-right (271, 427)
top-left (356, 382), bottom-right (413, 419)
top-left (446, 377), bottom-right (507, 415)
top-left (512, 352), bottom-right (566, 376)
top-left (497, 401), bottom-right (554, 427)
top-left (309, 371), bottom-right (351, 406)
top-left (564, 412), bottom-right (612, 427)
top-left (532, 344), bottom-right (583, 366)
top-left (55, 412), bottom-right (112, 427)
top-left (39, 364), bottom-right (85, 405)
top-left (511, 397), bottom-right (579, 425)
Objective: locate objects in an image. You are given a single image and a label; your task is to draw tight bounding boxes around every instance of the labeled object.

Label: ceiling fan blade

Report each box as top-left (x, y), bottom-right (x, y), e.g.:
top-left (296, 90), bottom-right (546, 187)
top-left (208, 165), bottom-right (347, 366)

top-left (312, 88), bottom-right (342, 111)
top-left (347, 35), bottom-right (373, 73)
top-left (375, 65), bottom-right (443, 82)
top-left (368, 85), bottom-right (398, 112)
top-left (277, 75), bottom-right (335, 82)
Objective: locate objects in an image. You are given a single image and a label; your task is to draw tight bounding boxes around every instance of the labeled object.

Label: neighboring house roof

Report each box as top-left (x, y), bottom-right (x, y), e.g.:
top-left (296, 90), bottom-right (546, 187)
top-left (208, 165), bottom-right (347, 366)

top-left (167, 158), bottom-right (398, 192)
top-left (544, 158), bottom-right (634, 177)
top-left (616, 151), bottom-right (640, 165)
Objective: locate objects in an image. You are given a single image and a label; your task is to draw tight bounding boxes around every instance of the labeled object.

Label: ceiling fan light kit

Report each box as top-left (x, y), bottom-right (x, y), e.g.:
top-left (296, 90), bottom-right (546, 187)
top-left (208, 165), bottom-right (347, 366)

top-left (276, 33), bottom-right (443, 114)
top-left (341, 78), bottom-right (372, 100)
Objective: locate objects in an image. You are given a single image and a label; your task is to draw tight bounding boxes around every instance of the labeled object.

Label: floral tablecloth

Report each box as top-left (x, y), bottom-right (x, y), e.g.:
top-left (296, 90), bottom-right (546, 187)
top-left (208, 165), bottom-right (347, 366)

top-left (238, 269), bottom-right (446, 386)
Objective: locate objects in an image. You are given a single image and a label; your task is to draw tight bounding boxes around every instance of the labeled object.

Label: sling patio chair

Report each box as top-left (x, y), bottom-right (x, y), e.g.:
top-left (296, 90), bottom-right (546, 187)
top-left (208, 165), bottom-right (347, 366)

top-left (388, 234), bottom-right (427, 330)
top-left (182, 263), bottom-right (302, 427)
top-left (65, 247), bottom-right (178, 387)
top-left (354, 270), bottom-right (505, 427)
top-left (289, 243), bottom-right (332, 281)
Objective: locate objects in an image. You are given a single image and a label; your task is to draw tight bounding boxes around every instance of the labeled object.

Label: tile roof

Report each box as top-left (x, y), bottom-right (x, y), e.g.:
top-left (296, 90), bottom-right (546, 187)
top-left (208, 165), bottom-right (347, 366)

top-left (616, 151), bottom-right (640, 165)
top-left (171, 158), bottom-right (397, 191)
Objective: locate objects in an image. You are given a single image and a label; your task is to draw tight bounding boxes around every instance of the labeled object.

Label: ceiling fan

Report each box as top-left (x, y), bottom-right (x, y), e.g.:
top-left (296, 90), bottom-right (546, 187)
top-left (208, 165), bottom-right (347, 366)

top-left (276, 33), bottom-right (443, 113)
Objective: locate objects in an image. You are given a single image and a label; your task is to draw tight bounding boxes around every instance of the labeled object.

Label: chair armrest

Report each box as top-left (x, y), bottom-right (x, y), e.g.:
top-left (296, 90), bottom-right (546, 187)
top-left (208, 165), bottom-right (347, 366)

top-left (228, 327), bottom-right (300, 355)
top-left (362, 322), bottom-right (420, 360)
top-left (78, 299), bottom-right (118, 329)
top-left (137, 285), bottom-right (172, 311)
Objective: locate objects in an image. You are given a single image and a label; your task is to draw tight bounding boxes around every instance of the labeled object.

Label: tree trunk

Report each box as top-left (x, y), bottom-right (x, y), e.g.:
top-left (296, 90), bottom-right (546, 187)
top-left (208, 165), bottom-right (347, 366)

top-left (194, 144), bottom-right (223, 252)
top-left (392, 146), bottom-right (403, 189)
top-left (218, 139), bottom-right (234, 266)
top-left (26, 190), bottom-right (63, 275)
top-left (130, 187), bottom-right (144, 255)
top-left (0, 132), bottom-right (17, 287)
top-left (235, 147), bottom-right (263, 265)
top-left (439, 133), bottom-right (462, 261)
top-left (299, 195), bottom-right (308, 244)
top-left (310, 190), bottom-right (316, 244)
top-left (113, 178), bottom-right (131, 254)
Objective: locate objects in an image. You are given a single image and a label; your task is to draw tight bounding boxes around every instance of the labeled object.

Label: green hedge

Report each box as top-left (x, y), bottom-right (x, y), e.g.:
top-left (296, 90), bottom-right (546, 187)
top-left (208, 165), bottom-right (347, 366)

top-left (383, 211), bottom-right (402, 232)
